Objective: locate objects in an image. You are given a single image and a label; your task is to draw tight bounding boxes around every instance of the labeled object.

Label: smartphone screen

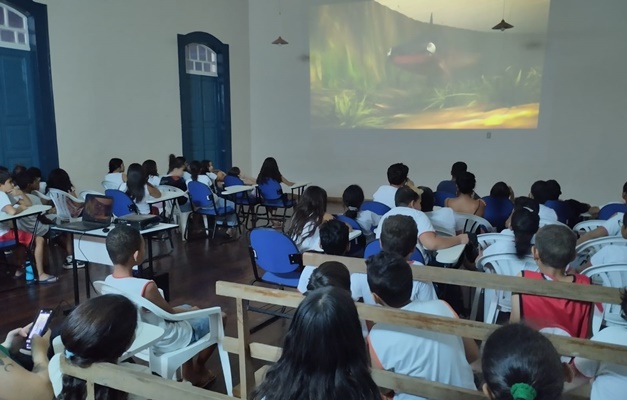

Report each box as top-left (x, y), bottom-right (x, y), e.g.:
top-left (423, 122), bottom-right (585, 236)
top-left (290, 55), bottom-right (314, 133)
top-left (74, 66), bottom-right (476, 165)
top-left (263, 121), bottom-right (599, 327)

top-left (23, 309), bottom-right (53, 351)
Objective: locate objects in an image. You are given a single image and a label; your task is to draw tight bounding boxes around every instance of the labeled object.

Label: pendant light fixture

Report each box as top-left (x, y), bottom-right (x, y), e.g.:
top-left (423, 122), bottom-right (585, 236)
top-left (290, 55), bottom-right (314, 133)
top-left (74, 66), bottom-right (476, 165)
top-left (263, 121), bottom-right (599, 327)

top-left (492, 0), bottom-right (514, 31)
top-left (272, 0), bottom-right (288, 45)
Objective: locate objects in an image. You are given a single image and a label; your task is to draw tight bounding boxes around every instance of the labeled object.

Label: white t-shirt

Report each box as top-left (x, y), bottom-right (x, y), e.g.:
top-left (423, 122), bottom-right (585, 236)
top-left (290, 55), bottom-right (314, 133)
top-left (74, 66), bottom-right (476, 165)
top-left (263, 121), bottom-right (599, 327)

top-left (119, 183), bottom-right (152, 215)
top-left (591, 245), bottom-right (627, 265)
top-left (375, 208), bottom-right (435, 259)
top-left (427, 208), bottom-right (456, 235)
top-left (574, 326), bottom-right (627, 400)
top-left (372, 185), bottom-right (399, 209)
top-left (292, 221), bottom-right (322, 253)
top-left (368, 300), bottom-right (476, 400)
top-left (0, 191), bottom-right (15, 236)
top-left (147, 175), bottom-right (162, 188)
top-left (103, 275), bottom-right (192, 354)
top-left (183, 171), bottom-right (192, 181)
top-left (49, 354), bottom-right (149, 400)
top-left (539, 204), bottom-right (558, 222)
top-left (355, 210), bottom-right (381, 233)
top-left (603, 213), bottom-right (624, 237)
top-left (104, 172), bottom-right (125, 188)
top-left (350, 269), bottom-right (437, 305)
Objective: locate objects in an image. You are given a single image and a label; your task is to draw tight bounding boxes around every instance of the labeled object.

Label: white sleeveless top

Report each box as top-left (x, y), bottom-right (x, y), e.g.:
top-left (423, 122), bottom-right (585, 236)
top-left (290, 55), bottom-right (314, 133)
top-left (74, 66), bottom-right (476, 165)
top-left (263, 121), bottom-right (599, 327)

top-left (118, 183), bottom-right (152, 215)
top-left (104, 275), bottom-right (192, 354)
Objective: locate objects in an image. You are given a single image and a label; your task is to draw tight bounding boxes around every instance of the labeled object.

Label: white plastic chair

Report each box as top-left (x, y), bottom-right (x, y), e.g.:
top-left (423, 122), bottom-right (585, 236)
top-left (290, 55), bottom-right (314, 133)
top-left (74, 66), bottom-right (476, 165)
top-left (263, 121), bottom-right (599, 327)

top-left (47, 188), bottom-right (84, 223)
top-left (454, 213), bottom-right (493, 234)
top-left (424, 209), bottom-right (456, 236)
top-left (94, 281), bottom-right (233, 395)
top-left (574, 236), bottom-right (627, 268)
top-left (573, 220), bottom-right (604, 233)
top-left (158, 185), bottom-right (191, 240)
top-left (477, 233), bottom-right (510, 250)
top-left (539, 219), bottom-right (569, 228)
top-left (32, 190), bottom-right (51, 202)
top-left (102, 180), bottom-right (120, 190)
top-left (79, 190), bottom-right (105, 200)
top-left (582, 263), bottom-right (627, 328)
top-left (471, 253), bottom-right (537, 323)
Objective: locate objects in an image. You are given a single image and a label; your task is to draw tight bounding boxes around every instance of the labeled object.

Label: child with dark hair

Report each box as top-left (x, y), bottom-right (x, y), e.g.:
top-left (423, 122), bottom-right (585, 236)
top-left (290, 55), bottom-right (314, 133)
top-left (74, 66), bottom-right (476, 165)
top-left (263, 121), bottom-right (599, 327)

top-left (119, 163), bottom-right (161, 214)
top-left (142, 159), bottom-right (161, 187)
top-left (445, 171), bottom-right (485, 217)
top-left (511, 225), bottom-right (593, 339)
top-left (482, 323), bottom-right (570, 400)
top-left (0, 170), bottom-right (56, 283)
top-left (577, 181), bottom-right (627, 245)
top-left (437, 161), bottom-right (467, 195)
top-left (104, 157), bottom-right (127, 188)
top-left (288, 186), bottom-right (334, 252)
top-left (103, 225), bottom-right (217, 387)
top-left (297, 219), bottom-right (351, 295)
top-left (306, 261), bottom-right (351, 293)
top-left (51, 294), bottom-right (143, 400)
top-left (251, 287), bottom-right (381, 400)
top-left (581, 212), bottom-right (627, 270)
top-left (13, 171), bottom-right (51, 238)
top-left (573, 289), bottom-right (627, 400)
top-left (372, 162), bottom-right (413, 209)
top-left (160, 155), bottom-right (191, 211)
top-left (46, 168), bottom-right (84, 218)
top-left (342, 184), bottom-right (380, 241)
top-left (546, 179), bottom-right (599, 225)
top-left (529, 180), bottom-right (558, 222)
top-left (366, 251), bottom-right (478, 397)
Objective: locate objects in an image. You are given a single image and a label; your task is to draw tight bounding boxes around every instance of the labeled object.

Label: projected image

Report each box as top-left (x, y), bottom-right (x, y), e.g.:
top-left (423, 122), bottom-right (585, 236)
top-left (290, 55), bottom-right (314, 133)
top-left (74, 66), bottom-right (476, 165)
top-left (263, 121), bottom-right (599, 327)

top-left (310, 0), bottom-right (550, 129)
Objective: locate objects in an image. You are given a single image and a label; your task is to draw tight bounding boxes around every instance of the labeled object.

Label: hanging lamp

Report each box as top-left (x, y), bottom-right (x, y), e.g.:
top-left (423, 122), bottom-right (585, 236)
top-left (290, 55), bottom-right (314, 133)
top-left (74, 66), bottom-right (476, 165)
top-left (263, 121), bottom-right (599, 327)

top-left (492, 0), bottom-right (514, 31)
top-left (272, 0), bottom-right (288, 45)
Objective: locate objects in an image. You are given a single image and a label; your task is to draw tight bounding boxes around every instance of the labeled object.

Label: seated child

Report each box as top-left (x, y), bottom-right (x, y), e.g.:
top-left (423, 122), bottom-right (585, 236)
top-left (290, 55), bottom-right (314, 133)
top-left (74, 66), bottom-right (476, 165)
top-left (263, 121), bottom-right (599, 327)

top-left (297, 219), bottom-right (350, 294)
top-left (103, 158), bottom-right (127, 188)
top-left (419, 186), bottom-right (457, 236)
top-left (46, 168), bottom-right (83, 218)
top-left (372, 163), bottom-right (409, 209)
top-left (160, 155), bottom-right (191, 211)
top-left (142, 159), bottom-right (162, 187)
top-left (103, 225), bottom-right (217, 387)
top-left (342, 184), bottom-right (380, 242)
top-left (352, 215), bottom-right (437, 305)
top-left (444, 171), bottom-right (486, 217)
top-left (366, 251), bottom-right (478, 399)
top-left (186, 160), bottom-right (212, 187)
top-left (119, 163), bottom-right (161, 215)
top-left (587, 212), bottom-right (627, 267)
top-left (0, 170), bottom-right (56, 283)
top-left (577, 181), bottom-right (627, 245)
top-left (546, 179), bottom-right (599, 225)
top-left (225, 167), bottom-right (256, 186)
top-left (436, 161), bottom-right (467, 195)
top-left (529, 180), bottom-right (558, 222)
top-left (375, 186), bottom-right (468, 255)
top-left (482, 323), bottom-right (571, 400)
top-left (574, 289), bottom-right (627, 400)
top-left (287, 186), bottom-right (334, 253)
top-left (510, 224), bottom-right (593, 339)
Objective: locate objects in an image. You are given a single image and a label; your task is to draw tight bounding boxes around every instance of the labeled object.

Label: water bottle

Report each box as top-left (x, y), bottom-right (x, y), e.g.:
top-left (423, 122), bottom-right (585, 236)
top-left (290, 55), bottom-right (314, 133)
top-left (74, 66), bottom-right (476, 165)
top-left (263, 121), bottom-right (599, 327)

top-left (25, 261), bottom-right (35, 283)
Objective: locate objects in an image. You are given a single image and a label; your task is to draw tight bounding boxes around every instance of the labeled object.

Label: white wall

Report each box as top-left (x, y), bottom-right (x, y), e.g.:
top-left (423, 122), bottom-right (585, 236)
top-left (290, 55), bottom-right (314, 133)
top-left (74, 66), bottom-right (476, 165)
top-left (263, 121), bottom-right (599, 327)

top-left (249, 0), bottom-right (627, 205)
top-left (38, 0), bottom-right (250, 191)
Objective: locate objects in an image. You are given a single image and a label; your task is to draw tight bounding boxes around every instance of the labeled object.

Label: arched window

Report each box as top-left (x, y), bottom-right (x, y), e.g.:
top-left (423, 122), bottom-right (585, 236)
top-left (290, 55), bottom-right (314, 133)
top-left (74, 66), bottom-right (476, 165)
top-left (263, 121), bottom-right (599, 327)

top-left (0, 2), bottom-right (29, 50)
top-left (185, 43), bottom-right (218, 77)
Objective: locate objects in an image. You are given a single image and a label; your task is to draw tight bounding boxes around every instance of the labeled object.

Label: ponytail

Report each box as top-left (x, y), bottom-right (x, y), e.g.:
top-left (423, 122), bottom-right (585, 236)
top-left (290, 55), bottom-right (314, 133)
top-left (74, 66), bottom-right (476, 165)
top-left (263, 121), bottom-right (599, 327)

top-left (167, 154), bottom-right (185, 174)
top-left (189, 160), bottom-right (201, 182)
top-left (511, 208), bottom-right (540, 259)
top-left (514, 232), bottom-right (534, 258)
top-left (342, 184), bottom-right (364, 221)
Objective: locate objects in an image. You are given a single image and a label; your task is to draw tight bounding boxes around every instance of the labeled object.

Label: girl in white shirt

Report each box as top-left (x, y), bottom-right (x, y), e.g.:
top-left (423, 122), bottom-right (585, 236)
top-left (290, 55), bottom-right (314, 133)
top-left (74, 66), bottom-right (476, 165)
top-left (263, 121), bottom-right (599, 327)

top-left (142, 159), bottom-right (162, 188)
top-left (287, 186), bottom-right (334, 252)
top-left (482, 323), bottom-right (569, 400)
top-left (120, 163), bottom-right (161, 214)
top-left (342, 184), bottom-right (380, 241)
top-left (104, 157), bottom-right (127, 188)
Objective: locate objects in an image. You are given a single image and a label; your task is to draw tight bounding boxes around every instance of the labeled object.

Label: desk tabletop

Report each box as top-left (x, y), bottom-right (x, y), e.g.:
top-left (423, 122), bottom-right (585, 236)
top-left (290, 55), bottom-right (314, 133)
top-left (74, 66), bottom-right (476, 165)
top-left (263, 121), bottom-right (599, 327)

top-left (52, 222), bottom-right (178, 236)
top-left (0, 204), bottom-right (52, 222)
top-left (435, 243), bottom-right (466, 265)
top-left (349, 229), bottom-right (362, 241)
top-left (286, 182), bottom-right (310, 190)
top-left (147, 190), bottom-right (187, 204)
top-left (222, 185), bottom-right (256, 195)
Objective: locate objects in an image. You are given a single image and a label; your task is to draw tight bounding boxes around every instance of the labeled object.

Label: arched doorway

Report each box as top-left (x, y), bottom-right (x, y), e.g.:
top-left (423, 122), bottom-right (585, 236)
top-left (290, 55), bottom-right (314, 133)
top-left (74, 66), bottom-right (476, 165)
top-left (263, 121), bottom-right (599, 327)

top-left (177, 32), bottom-right (232, 170)
top-left (0, 0), bottom-right (57, 174)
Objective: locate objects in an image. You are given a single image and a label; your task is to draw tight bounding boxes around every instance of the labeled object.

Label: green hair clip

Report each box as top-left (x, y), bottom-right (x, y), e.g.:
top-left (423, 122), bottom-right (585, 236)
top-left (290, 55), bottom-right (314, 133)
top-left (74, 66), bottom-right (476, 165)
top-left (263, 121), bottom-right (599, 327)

top-left (510, 383), bottom-right (537, 400)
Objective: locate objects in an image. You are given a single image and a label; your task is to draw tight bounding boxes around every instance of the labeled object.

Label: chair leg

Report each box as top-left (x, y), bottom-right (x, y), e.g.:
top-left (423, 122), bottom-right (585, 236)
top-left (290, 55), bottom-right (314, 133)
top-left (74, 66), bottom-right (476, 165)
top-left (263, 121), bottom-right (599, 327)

top-left (218, 342), bottom-right (233, 396)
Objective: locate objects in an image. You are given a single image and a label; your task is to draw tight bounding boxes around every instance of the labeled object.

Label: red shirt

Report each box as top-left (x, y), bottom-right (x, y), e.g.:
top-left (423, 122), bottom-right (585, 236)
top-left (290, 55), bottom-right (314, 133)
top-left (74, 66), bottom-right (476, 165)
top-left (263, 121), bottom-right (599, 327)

top-left (520, 270), bottom-right (593, 339)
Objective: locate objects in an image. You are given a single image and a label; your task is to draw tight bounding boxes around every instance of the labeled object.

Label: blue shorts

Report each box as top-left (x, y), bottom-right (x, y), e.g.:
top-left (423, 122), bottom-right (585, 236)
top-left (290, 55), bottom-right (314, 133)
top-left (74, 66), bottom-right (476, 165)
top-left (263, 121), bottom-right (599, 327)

top-left (179, 304), bottom-right (211, 344)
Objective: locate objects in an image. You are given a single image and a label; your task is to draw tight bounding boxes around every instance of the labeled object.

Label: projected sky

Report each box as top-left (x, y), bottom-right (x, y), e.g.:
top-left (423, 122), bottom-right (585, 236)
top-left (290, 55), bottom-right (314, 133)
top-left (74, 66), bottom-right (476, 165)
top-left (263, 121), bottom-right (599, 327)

top-left (310, 0), bottom-right (550, 129)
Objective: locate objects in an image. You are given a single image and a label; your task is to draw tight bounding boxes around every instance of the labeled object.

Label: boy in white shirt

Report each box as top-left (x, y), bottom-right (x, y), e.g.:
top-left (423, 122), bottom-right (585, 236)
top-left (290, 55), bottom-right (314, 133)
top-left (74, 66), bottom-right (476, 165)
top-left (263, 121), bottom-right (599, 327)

top-left (366, 252), bottom-right (479, 399)
top-left (372, 163), bottom-right (410, 209)
top-left (376, 186), bottom-right (469, 252)
top-left (530, 180), bottom-right (558, 222)
top-left (0, 170), bottom-right (56, 283)
top-left (573, 289), bottom-right (627, 400)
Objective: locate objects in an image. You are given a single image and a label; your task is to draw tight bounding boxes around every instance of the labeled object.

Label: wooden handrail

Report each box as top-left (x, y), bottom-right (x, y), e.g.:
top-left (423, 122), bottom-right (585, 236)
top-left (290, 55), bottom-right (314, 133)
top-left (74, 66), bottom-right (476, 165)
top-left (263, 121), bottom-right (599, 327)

top-left (58, 357), bottom-right (231, 400)
top-left (303, 253), bottom-right (622, 304)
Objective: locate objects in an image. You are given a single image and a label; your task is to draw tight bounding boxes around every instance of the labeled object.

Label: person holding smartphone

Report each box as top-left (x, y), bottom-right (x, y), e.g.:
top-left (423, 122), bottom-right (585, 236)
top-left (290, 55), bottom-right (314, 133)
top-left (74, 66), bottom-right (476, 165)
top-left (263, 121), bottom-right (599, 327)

top-left (0, 322), bottom-right (53, 400)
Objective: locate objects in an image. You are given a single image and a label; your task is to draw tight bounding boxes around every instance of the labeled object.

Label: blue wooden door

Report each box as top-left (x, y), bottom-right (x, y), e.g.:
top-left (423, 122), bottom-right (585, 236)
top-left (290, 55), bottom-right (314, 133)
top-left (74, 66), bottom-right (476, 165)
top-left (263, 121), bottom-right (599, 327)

top-left (187, 74), bottom-right (225, 165)
top-left (0, 46), bottom-right (38, 168)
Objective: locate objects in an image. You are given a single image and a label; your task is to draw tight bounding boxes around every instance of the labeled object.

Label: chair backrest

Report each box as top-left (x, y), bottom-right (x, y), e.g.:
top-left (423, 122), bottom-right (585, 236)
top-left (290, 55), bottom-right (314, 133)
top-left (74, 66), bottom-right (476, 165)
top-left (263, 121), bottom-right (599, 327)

top-left (102, 180), bottom-right (120, 191)
top-left (335, 214), bottom-right (361, 231)
top-left (79, 190), bottom-right (105, 200)
top-left (257, 179), bottom-right (283, 201)
top-left (581, 263), bottom-right (627, 327)
top-left (481, 196), bottom-right (514, 232)
top-left (573, 220), bottom-right (604, 233)
top-left (574, 236), bottom-right (627, 267)
top-left (477, 233), bottom-right (511, 250)
top-left (187, 181), bottom-right (216, 210)
top-left (249, 228), bottom-right (302, 274)
top-left (455, 213), bottom-right (493, 234)
top-left (544, 200), bottom-right (570, 224)
top-left (32, 189), bottom-right (51, 202)
top-left (434, 191), bottom-right (455, 207)
top-left (105, 189), bottom-right (138, 217)
top-left (477, 253), bottom-right (537, 275)
top-left (363, 240), bottom-right (425, 264)
top-left (360, 201), bottom-right (391, 216)
top-left (599, 203), bottom-right (627, 220)
top-left (48, 188), bottom-right (82, 222)
top-left (539, 219), bottom-right (569, 229)
top-left (424, 209), bottom-right (456, 236)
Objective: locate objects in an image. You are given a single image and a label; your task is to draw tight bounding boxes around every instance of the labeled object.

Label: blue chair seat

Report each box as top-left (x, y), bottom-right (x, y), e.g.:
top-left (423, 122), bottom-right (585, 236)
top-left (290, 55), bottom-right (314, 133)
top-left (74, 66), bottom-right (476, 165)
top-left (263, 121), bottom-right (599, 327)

top-left (261, 271), bottom-right (301, 287)
top-left (261, 197), bottom-right (293, 208)
top-left (195, 205), bottom-right (235, 216)
top-left (364, 240), bottom-right (424, 264)
top-left (0, 240), bottom-right (17, 249)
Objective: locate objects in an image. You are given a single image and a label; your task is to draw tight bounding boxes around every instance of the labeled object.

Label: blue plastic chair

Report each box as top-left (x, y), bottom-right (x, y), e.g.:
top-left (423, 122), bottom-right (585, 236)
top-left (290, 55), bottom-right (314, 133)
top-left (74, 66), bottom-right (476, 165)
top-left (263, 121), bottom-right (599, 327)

top-left (256, 179), bottom-right (293, 228)
top-left (105, 189), bottom-right (138, 217)
top-left (545, 200), bottom-right (570, 224)
top-left (249, 228), bottom-right (302, 287)
top-left (187, 181), bottom-right (236, 239)
top-left (360, 201), bottom-right (391, 216)
top-left (482, 196), bottom-right (514, 231)
top-left (434, 191), bottom-right (455, 207)
top-left (363, 240), bottom-right (425, 264)
top-left (598, 203), bottom-right (627, 220)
